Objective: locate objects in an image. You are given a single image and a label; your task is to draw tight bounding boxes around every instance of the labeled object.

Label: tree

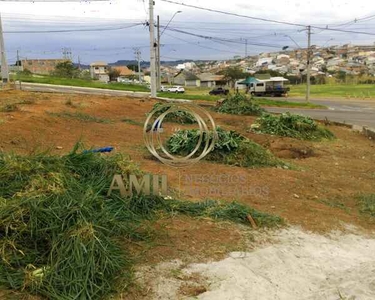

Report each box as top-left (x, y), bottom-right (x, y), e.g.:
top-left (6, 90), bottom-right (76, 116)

top-left (51, 61), bottom-right (79, 78)
top-left (108, 67), bottom-right (121, 81)
top-left (127, 64), bottom-right (139, 72)
top-left (217, 67), bottom-right (246, 88)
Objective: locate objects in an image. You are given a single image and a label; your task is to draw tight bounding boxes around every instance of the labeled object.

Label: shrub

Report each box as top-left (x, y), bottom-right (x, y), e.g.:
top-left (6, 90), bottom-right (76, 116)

top-left (167, 127), bottom-right (282, 168)
top-left (151, 102), bottom-right (196, 124)
top-left (252, 112), bottom-right (335, 141)
top-left (216, 94), bottom-right (264, 116)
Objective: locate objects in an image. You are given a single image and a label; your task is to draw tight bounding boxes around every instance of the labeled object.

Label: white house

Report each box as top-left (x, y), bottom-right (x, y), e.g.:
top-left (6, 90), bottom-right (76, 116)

top-left (90, 61), bottom-right (109, 83)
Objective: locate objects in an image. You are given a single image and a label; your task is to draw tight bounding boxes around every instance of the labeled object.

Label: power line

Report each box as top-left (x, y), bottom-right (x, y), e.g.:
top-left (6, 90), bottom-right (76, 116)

top-left (164, 32), bottom-right (243, 54)
top-left (4, 23), bottom-right (143, 34)
top-left (160, 0), bottom-right (375, 36)
top-left (160, 0), bottom-right (306, 27)
top-left (165, 27), bottom-right (285, 48)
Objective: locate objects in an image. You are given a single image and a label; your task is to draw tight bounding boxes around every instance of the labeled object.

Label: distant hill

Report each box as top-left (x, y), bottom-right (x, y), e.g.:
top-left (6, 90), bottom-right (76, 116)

top-left (109, 59), bottom-right (211, 67)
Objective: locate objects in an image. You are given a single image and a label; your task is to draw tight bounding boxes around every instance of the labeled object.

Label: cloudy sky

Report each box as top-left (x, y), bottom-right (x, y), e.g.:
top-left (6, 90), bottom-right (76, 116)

top-left (1, 0), bottom-right (375, 64)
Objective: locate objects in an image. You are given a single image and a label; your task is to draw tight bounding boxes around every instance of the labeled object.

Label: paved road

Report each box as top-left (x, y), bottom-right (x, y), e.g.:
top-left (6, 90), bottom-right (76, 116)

top-left (266, 107), bottom-right (375, 128)
top-left (17, 82), bottom-right (375, 128)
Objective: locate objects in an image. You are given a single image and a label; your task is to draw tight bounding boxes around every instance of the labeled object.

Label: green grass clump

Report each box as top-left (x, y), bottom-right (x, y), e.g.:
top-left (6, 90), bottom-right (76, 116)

top-left (152, 102), bottom-right (196, 124)
top-left (358, 194), bottom-right (375, 217)
top-left (167, 127), bottom-right (282, 168)
top-left (0, 145), bottom-right (283, 299)
top-left (252, 112), bottom-right (335, 141)
top-left (166, 199), bottom-right (283, 227)
top-left (1, 104), bottom-right (19, 112)
top-left (216, 94), bottom-right (265, 116)
top-left (122, 118), bottom-right (143, 126)
top-left (49, 111), bottom-right (112, 124)
top-left (157, 92), bottom-right (220, 101)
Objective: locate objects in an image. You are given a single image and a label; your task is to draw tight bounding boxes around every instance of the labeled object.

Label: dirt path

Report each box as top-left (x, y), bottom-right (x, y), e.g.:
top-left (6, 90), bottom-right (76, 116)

top-left (140, 226), bottom-right (375, 300)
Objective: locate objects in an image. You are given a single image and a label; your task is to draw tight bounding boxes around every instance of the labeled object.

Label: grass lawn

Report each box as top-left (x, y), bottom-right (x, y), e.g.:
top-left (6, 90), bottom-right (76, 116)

top-left (254, 98), bottom-right (327, 109)
top-left (157, 92), bottom-right (221, 101)
top-left (289, 83), bottom-right (375, 99)
top-left (14, 75), bottom-right (149, 92)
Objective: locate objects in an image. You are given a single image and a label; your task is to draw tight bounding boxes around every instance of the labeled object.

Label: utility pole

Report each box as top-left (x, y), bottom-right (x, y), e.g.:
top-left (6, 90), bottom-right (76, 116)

top-left (62, 47), bottom-right (72, 61)
top-left (149, 0), bottom-right (157, 97)
top-left (157, 15), bottom-right (161, 90)
top-left (306, 25), bottom-right (311, 102)
top-left (0, 13), bottom-right (9, 84)
top-left (134, 48), bottom-right (142, 83)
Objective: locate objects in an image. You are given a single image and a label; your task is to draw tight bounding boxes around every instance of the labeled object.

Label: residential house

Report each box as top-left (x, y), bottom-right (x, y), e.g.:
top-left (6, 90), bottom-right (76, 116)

top-left (173, 70), bottom-right (200, 86)
top-left (90, 61), bottom-right (109, 83)
top-left (198, 73), bottom-right (226, 87)
top-left (112, 66), bottom-right (135, 82)
top-left (20, 59), bottom-right (70, 75)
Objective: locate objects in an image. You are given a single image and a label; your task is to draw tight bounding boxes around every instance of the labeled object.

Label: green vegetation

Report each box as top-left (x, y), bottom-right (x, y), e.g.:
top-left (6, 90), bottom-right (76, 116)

top-left (166, 199), bottom-right (283, 227)
top-left (49, 111), bottom-right (112, 124)
top-left (158, 92), bottom-right (220, 101)
top-left (216, 94), bottom-right (265, 116)
top-left (252, 112), bottom-right (335, 141)
top-left (51, 61), bottom-right (80, 78)
top-left (289, 83), bottom-right (375, 98)
top-left (358, 194), bottom-right (375, 217)
top-left (253, 98), bottom-right (327, 109)
top-left (0, 146), bottom-right (282, 299)
top-left (122, 118), bottom-right (143, 126)
top-left (14, 75), bottom-right (149, 92)
top-left (1, 104), bottom-right (19, 112)
top-left (167, 127), bottom-right (282, 168)
top-left (152, 102), bottom-right (196, 124)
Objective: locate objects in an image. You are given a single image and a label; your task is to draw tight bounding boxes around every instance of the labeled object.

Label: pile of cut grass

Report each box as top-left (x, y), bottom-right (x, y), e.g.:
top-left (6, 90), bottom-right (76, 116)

top-left (252, 112), bottom-right (335, 141)
top-left (0, 145), bottom-right (282, 299)
top-left (215, 94), bottom-right (264, 116)
top-left (48, 111), bottom-right (112, 124)
top-left (151, 102), bottom-right (196, 124)
top-left (167, 127), bottom-right (283, 168)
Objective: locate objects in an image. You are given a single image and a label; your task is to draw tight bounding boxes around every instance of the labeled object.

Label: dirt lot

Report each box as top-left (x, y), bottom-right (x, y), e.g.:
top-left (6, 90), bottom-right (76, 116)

top-left (1, 90), bottom-right (374, 231)
top-left (1, 90), bottom-right (375, 299)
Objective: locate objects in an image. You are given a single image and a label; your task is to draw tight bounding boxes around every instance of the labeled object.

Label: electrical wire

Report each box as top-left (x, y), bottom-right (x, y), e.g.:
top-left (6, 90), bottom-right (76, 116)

top-left (159, 0), bottom-right (375, 36)
top-left (4, 23), bottom-right (143, 33)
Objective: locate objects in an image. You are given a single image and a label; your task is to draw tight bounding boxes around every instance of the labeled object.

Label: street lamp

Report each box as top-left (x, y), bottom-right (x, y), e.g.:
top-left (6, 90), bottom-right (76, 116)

top-left (284, 34), bottom-right (301, 49)
top-left (157, 11), bottom-right (182, 90)
top-left (323, 38), bottom-right (334, 47)
top-left (161, 11), bottom-right (182, 37)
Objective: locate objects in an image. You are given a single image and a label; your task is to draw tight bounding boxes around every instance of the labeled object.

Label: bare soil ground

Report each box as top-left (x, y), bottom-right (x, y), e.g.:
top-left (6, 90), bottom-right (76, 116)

top-left (1, 90), bottom-right (375, 299)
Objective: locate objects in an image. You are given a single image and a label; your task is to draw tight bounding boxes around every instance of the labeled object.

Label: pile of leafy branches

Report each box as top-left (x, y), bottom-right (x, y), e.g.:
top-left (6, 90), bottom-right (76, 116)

top-left (252, 112), bottom-right (335, 141)
top-left (0, 145), bottom-right (282, 299)
top-left (152, 102), bottom-right (196, 124)
top-left (215, 94), bottom-right (264, 116)
top-left (167, 127), bottom-right (282, 168)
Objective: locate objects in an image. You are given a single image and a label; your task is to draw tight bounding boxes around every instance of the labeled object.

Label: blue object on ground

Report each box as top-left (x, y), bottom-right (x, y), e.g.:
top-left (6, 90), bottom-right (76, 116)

top-left (83, 147), bottom-right (114, 154)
